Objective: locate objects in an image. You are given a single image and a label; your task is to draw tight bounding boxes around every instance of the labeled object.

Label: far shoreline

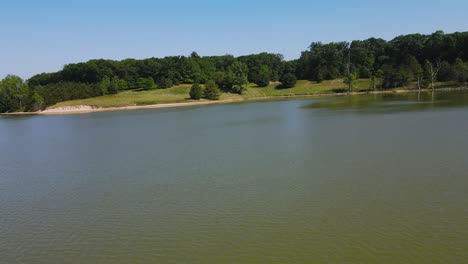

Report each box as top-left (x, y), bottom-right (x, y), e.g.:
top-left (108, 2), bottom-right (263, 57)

top-left (3, 87), bottom-right (467, 116)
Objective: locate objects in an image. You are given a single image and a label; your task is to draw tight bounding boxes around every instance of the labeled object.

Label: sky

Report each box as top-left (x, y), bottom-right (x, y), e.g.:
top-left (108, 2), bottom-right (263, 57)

top-left (1, 0), bottom-right (467, 79)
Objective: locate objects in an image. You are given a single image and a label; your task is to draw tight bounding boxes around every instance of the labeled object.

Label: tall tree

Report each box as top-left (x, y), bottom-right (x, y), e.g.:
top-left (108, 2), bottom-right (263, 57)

top-left (255, 65), bottom-right (270, 87)
top-left (0, 75), bottom-right (29, 112)
top-left (229, 61), bottom-right (249, 94)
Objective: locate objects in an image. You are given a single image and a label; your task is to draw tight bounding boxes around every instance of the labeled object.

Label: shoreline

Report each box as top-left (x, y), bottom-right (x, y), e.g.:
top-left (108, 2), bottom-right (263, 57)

top-left (3, 86), bottom-right (467, 116)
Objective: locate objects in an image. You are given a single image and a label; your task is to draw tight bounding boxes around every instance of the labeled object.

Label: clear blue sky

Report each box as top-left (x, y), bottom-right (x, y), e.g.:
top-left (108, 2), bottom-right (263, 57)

top-left (1, 0), bottom-right (467, 79)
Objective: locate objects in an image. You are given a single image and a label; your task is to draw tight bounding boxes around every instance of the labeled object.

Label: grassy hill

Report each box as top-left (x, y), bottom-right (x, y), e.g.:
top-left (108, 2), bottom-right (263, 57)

top-left (49, 79), bottom-right (455, 109)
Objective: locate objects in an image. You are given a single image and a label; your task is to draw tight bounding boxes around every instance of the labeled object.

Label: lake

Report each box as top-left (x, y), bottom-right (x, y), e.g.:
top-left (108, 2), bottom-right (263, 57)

top-left (1, 91), bottom-right (467, 263)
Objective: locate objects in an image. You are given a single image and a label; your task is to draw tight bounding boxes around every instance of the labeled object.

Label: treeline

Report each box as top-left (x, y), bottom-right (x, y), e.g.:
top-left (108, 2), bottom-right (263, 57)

top-left (296, 30), bottom-right (468, 89)
top-left (27, 52), bottom-right (288, 91)
top-left (1, 30), bottom-right (468, 112)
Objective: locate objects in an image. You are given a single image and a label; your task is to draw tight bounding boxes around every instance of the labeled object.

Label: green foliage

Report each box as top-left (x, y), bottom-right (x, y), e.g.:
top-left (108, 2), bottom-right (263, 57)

top-left (423, 60), bottom-right (432, 77)
top-left (406, 56), bottom-right (423, 79)
top-left (157, 77), bottom-right (173, 89)
top-left (229, 61), bottom-right (249, 94)
top-left (203, 80), bottom-right (220, 100)
top-left (36, 82), bottom-right (103, 106)
top-left (0, 75), bottom-right (29, 112)
top-left (438, 61), bottom-right (454, 81)
top-left (438, 60), bottom-right (468, 83)
top-left (297, 42), bottom-right (349, 81)
top-left (137, 77), bottom-right (155, 90)
top-left (370, 69), bottom-right (383, 90)
top-left (109, 77), bottom-right (127, 94)
top-left (344, 72), bottom-right (359, 91)
top-left (453, 59), bottom-right (468, 83)
top-left (254, 65), bottom-right (270, 87)
top-left (214, 71), bottom-right (234, 91)
top-left (29, 91), bottom-right (46, 111)
top-left (279, 73), bottom-right (297, 89)
top-left (99, 76), bottom-right (111, 95)
top-left (146, 77), bottom-right (156, 90)
top-left (238, 53), bottom-right (283, 82)
top-left (189, 83), bottom-right (203, 100)
top-left (381, 65), bottom-right (410, 89)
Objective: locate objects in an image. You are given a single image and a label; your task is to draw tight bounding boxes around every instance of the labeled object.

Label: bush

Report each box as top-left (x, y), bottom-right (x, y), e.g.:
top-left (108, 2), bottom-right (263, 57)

top-left (137, 77), bottom-right (155, 90)
top-left (189, 83), bottom-right (203, 100)
top-left (203, 80), bottom-right (221, 100)
top-left (109, 77), bottom-right (127, 94)
top-left (231, 84), bottom-right (245, 94)
top-left (279, 73), bottom-right (297, 88)
top-left (255, 77), bottom-right (270, 87)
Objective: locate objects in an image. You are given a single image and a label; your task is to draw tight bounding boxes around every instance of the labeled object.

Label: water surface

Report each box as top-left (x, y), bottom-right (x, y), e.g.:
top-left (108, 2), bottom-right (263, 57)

top-left (1, 91), bottom-right (467, 263)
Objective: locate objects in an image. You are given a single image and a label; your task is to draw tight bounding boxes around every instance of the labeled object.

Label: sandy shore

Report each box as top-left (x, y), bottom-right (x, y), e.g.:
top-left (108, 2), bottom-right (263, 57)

top-left (3, 87), bottom-right (467, 116)
top-left (40, 99), bottom-right (244, 115)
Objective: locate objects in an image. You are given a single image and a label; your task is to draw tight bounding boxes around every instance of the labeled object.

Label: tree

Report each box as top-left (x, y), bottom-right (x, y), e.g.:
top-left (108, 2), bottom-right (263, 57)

top-left (453, 59), bottom-right (468, 84)
top-left (138, 77), bottom-right (155, 90)
top-left (370, 69), bottom-right (383, 90)
top-left (255, 65), bottom-right (270, 87)
top-left (407, 56), bottom-right (423, 91)
top-left (238, 53), bottom-right (283, 82)
top-left (99, 76), bottom-right (110, 95)
top-left (157, 77), bottom-right (173, 89)
top-left (109, 77), bottom-right (127, 94)
top-left (279, 73), bottom-right (297, 88)
top-left (344, 47), bottom-right (356, 92)
top-left (189, 83), bottom-right (203, 100)
top-left (203, 80), bottom-right (220, 100)
top-left (424, 59), bottom-right (442, 92)
top-left (214, 71), bottom-right (234, 91)
top-left (343, 72), bottom-right (358, 92)
top-left (146, 77), bottom-right (155, 90)
top-left (381, 65), bottom-right (410, 89)
top-left (229, 61), bottom-right (249, 94)
top-left (0, 75), bottom-right (29, 112)
top-left (298, 42), bottom-right (349, 81)
top-left (28, 91), bottom-right (45, 111)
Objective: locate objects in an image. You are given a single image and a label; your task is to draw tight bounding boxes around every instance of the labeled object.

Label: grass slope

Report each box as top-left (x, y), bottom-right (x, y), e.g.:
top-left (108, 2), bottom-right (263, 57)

top-left (49, 79), bottom-right (455, 109)
top-left (242, 79), bottom-right (371, 98)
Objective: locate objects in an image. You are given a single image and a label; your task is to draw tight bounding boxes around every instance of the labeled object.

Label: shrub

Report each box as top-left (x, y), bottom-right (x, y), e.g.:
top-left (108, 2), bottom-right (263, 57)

top-left (255, 77), bottom-right (270, 87)
top-left (203, 80), bottom-right (221, 100)
top-left (279, 73), bottom-right (297, 88)
top-left (189, 83), bottom-right (203, 100)
top-left (231, 84), bottom-right (246, 94)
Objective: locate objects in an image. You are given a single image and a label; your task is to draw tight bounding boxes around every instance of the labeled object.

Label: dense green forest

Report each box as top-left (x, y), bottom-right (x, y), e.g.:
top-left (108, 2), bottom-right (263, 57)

top-left (1, 30), bottom-right (468, 113)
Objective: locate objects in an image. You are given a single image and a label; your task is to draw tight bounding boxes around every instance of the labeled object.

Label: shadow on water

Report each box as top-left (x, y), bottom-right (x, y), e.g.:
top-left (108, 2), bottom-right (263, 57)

top-left (303, 90), bottom-right (468, 114)
top-left (0, 114), bottom-right (37, 121)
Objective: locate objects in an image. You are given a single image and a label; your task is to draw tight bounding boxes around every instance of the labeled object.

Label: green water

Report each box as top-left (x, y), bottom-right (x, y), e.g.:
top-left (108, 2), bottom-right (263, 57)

top-left (1, 91), bottom-right (467, 263)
